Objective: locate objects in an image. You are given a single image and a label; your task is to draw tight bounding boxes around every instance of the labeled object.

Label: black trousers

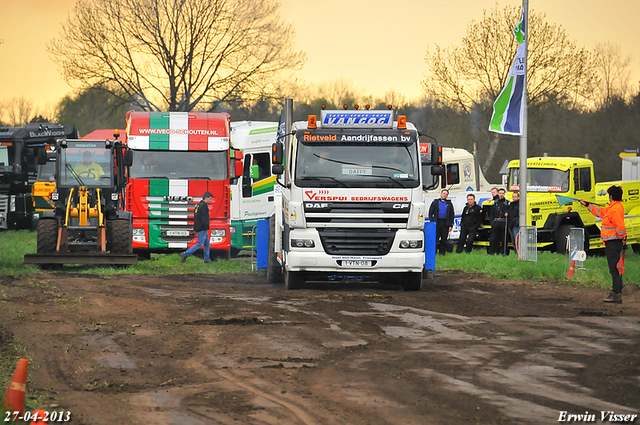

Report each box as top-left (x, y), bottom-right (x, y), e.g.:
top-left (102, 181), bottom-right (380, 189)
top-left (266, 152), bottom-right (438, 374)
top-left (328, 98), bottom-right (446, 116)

top-left (456, 225), bottom-right (477, 253)
top-left (435, 219), bottom-right (450, 255)
top-left (489, 219), bottom-right (508, 255)
top-left (605, 239), bottom-right (624, 294)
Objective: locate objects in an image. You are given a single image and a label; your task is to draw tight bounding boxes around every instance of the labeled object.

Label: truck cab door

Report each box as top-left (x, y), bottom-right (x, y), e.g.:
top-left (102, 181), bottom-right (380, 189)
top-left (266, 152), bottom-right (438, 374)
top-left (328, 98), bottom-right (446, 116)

top-left (574, 167), bottom-right (592, 197)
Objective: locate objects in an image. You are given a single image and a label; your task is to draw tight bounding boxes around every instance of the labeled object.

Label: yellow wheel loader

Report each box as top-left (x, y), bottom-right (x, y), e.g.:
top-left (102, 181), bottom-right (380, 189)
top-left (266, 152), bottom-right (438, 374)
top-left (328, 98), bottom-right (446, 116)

top-left (24, 133), bottom-right (138, 266)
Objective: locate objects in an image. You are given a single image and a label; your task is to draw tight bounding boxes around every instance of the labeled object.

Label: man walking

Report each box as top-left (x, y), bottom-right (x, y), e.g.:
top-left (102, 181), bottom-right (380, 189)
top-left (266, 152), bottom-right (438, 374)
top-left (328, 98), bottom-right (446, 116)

top-left (429, 189), bottom-right (455, 255)
top-left (456, 193), bottom-right (482, 253)
top-left (180, 192), bottom-right (213, 264)
top-left (489, 188), bottom-right (509, 255)
top-left (580, 185), bottom-right (627, 303)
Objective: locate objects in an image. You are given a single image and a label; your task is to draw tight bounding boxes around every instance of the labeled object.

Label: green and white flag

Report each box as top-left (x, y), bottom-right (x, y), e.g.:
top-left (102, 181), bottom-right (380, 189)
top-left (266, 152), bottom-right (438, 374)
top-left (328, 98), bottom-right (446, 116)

top-left (489, 12), bottom-right (526, 135)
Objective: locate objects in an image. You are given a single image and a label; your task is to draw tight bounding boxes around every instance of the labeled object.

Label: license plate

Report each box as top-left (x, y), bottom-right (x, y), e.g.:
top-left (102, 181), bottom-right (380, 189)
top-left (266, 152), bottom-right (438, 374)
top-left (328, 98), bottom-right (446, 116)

top-left (166, 230), bottom-right (190, 237)
top-left (342, 260), bottom-right (372, 267)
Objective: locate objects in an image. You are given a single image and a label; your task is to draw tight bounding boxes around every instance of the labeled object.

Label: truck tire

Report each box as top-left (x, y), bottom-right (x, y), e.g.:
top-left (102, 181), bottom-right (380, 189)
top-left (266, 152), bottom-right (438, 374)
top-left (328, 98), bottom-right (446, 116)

top-left (37, 219), bottom-right (58, 253)
top-left (633, 244), bottom-right (640, 255)
top-left (555, 224), bottom-right (573, 254)
top-left (109, 219), bottom-right (133, 254)
top-left (285, 270), bottom-right (305, 290)
top-left (402, 272), bottom-right (422, 291)
top-left (266, 216), bottom-right (283, 283)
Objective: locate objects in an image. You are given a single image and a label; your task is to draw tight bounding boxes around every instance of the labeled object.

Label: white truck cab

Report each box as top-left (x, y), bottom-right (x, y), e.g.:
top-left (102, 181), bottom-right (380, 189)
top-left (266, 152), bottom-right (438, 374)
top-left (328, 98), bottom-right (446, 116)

top-left (268, 102), bottom-right (426, 290)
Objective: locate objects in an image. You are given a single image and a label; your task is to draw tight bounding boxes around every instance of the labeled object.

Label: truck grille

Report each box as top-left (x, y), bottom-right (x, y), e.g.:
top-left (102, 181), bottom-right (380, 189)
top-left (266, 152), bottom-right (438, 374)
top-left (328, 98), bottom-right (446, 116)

top-left (317, 228), bottom-right (396, 255)
top-left (304, 202), bottom-right (409, 226)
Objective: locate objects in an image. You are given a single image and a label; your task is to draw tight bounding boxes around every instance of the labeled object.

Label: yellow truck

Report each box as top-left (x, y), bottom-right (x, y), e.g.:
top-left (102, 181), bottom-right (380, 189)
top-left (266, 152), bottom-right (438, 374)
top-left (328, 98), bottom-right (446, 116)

top-left (502, 156), bottom-right (640, 253)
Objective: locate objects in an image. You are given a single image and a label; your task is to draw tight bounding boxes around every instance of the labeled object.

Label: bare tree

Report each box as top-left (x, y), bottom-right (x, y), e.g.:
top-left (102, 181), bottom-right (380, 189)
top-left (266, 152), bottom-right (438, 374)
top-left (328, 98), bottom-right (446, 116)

top-left (423, 5), bottom-right (595, 173)
top-left (0, 97), bottom-right (38, 126)
top-left (49, 0), bottom-right (306, 112)
top-left (593, 42), bottom-right (632, 107)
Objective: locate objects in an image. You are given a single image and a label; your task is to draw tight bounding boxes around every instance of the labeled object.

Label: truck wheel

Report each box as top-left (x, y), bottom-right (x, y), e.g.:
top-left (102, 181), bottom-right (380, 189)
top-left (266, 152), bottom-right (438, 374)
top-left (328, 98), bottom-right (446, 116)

top-left (285, 270), bottom-right (305, 290)
top-left (402, 272), bottom-right (422, 291)
top-left (37, 219), bottom-right (58, 253)
top-left (633, 244), bottom-right (640, 255)
top-left (266, 216), bottom-right (283, 283)
top-left (555, 224), bottom-right (573, 254)
top-left (110, 219), bottom-right (133, 254)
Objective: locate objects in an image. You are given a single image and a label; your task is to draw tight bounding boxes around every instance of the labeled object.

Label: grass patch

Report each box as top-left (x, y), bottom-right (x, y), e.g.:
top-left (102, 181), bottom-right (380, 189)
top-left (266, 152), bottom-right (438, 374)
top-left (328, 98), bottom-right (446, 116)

top-left (435, 249), bottom-right (640, 289)
top-left (0, 230), bottom-right (253, 276)
top-left (1, 230), bottom-right (638, 289)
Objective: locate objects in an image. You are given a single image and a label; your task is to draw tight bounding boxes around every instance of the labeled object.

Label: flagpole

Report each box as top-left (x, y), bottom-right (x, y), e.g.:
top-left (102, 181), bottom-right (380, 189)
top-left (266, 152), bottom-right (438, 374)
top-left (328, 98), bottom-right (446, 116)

top-left (518, 0), bottom-right (528, 259)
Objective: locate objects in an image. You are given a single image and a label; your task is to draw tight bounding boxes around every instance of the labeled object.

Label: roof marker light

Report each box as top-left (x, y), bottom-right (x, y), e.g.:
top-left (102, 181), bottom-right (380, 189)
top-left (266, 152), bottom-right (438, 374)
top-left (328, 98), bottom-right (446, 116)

top-left (343, 104), bottom-right (348, 110)
top-left (397, 115), bottom-right (407, 130)
top-left (308, 115), bottom-right (317, 129)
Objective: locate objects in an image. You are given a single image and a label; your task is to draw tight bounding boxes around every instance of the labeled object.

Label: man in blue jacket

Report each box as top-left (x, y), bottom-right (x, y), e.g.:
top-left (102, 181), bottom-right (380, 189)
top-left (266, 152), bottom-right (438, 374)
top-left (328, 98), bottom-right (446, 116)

top-left (429, 189), bottom-right (455, 255)
top-left (180, 192), bottom-right (213, 263)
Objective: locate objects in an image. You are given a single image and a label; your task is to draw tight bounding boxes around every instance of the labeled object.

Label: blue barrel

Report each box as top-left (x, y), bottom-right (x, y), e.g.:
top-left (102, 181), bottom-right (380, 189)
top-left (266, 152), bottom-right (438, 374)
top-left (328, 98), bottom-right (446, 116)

top-left (424, 221), bottom-right (436, 275)
top-left (256, 219), bottom-right (269, 269)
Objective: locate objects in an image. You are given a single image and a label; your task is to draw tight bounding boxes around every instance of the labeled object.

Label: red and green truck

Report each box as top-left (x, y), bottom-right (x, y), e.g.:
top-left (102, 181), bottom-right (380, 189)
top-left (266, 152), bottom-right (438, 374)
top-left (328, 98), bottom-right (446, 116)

top-left (125, 111), bottom-right (243, 259)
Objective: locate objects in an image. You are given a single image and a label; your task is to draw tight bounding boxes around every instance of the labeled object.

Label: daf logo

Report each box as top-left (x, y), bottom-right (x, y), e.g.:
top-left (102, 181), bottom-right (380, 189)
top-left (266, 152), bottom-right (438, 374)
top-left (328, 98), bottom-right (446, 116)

top-left (305, 203), bottom-right (329, 209)
top-left (393, 203), bottom-right (409, 209)
top-left (163, 196), bottom-right (193, 202)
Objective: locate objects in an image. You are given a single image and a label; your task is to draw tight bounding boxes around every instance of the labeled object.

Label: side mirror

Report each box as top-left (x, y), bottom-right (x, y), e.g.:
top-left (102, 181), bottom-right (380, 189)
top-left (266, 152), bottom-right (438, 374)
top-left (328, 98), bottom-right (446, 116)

top-left (272, 165), bottom-right (284, 175)
top-left (431, 165), bottom-right (444, 176)
top-left (124, 150), bottom-right (133, 167)
top-left (271, 143), bottom-right (283, 165)
top-left (231, 157), bottom-right (244, 178)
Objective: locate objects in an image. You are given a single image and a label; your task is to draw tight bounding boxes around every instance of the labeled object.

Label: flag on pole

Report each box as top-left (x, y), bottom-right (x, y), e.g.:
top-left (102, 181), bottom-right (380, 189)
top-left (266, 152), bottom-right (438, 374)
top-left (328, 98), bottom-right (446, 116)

top-left (489, 12), bottom-right (526, 135)
top-left (276, 108), bottom-right (286, 146)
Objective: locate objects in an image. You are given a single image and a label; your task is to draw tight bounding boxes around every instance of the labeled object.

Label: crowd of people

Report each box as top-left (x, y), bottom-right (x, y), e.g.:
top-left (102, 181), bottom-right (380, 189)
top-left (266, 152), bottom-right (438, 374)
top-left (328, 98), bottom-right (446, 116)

top-left (429, 185), bottom-right (628, 303)
top-left (428, 186), bottom-right (520, 257)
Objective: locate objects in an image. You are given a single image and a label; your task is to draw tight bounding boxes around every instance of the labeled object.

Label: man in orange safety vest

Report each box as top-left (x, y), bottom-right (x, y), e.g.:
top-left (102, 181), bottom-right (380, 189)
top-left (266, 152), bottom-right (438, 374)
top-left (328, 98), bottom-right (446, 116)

top-left (580, 185), bottom-right (627, 303)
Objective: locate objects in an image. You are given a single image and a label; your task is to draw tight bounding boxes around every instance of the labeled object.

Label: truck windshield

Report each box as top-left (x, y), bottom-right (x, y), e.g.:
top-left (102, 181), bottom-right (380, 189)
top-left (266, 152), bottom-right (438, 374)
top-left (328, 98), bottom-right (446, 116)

top-left (129, 151), bottom-right (228, 180)
top-left (509, 168), bottom-right (570, 192)
top-left (294, 142), bottom-right (420, 188)
top-left (59, 142), bottom-right (113, 187)
top-left (0, 146), bottom-right (10, 172)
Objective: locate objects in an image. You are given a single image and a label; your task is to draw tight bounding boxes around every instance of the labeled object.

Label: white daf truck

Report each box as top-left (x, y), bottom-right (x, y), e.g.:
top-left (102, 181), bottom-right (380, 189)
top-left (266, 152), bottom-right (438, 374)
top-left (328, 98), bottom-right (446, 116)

top-left (268, 101), bottom-right (426, 290)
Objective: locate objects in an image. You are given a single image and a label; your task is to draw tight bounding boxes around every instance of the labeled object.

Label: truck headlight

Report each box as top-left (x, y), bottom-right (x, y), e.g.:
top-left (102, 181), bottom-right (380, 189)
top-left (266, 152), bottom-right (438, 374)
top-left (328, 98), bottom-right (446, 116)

top-left (132, 228), bottom-right (146, 243)
top-left (9, 196), bottom-right (15, 212)
top-left (399, 240), bottom-right (423, 249)
top-left (210, 229), bottom-right (226, 244)
top-left (111, 193), bottom-right (119, 201)
top-left (292, 239), bottom-right (315, 248)
top-left (51, 192), bottom-right (59, 201)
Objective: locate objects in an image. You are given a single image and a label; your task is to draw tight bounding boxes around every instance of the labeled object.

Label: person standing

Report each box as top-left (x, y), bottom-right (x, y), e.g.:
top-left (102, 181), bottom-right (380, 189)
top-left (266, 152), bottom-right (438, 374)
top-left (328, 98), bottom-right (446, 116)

top-left (180, 192), bottom-right (213, 264)
top-left (429, 189), bottom-right (455, 255)
top-left (489, 188), bottom-right (509, 255)
top-left (505, 191), bottom-right (520, 254)
top-left (456, 193), bottom-right (482, 253)
top-left (580, 185), bottom-right (627, 303)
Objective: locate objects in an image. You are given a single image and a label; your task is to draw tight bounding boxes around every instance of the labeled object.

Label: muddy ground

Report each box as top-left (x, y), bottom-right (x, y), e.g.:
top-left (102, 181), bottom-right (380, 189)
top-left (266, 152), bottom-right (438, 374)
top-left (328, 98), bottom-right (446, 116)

top-left (1, 269), bottom-right (639, 425)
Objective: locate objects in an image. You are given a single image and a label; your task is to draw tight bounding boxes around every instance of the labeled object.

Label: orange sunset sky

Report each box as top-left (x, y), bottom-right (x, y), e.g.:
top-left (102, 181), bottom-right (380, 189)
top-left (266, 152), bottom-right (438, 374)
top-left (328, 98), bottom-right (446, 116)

top-left (1, 0), bottom-right (639, 112)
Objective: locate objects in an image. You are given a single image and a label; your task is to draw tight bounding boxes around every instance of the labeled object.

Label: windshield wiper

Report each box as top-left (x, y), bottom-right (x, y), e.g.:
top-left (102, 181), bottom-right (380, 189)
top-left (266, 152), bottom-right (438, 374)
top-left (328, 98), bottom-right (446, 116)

top-left (65, 163), bottom-right (85, 186)
top-left (370, 174), bottom-right (410, 187)
top-left (299, 176), bottom-right (350, 188)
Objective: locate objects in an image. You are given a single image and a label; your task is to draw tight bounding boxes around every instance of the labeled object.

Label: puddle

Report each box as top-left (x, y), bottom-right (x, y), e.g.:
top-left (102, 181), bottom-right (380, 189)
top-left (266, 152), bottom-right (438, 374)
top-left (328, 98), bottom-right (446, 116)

top-left (82, 334), bottom-right (136, 369)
